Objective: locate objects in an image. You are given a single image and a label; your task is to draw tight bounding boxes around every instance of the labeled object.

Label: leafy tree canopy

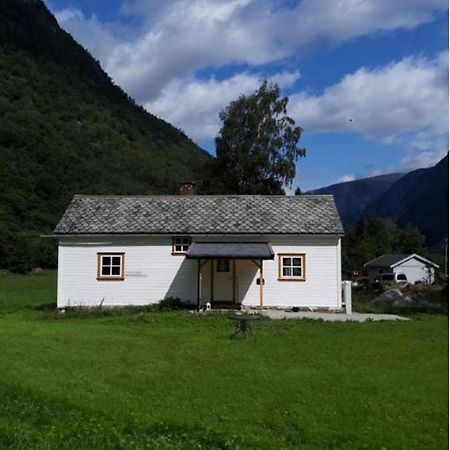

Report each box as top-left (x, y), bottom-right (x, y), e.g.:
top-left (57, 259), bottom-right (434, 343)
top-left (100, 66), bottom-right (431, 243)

top-left (210, 81), bottom-right (305, 194)
top-left (342, 217), bottom-right (425, 273)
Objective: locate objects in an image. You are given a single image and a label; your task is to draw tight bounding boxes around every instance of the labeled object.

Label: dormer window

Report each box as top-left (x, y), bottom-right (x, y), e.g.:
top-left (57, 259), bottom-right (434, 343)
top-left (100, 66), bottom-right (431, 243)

top-left (172, 236), bottom-right (191, 254)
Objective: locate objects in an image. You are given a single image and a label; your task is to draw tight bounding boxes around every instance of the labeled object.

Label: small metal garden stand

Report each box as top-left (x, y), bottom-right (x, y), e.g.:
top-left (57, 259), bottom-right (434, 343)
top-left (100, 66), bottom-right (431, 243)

top-left (229, 314), bottom-right (260, 339)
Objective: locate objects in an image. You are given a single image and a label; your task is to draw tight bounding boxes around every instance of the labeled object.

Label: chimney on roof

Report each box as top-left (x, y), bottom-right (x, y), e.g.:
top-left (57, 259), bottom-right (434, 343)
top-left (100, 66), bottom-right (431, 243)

top-left (179, 181), bottom-right (195, 195)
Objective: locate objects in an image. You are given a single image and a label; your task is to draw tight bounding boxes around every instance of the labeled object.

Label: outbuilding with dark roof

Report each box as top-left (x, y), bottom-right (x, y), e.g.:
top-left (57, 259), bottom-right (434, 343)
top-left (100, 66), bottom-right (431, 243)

top-left (364, 253), bottom-right (439, 285)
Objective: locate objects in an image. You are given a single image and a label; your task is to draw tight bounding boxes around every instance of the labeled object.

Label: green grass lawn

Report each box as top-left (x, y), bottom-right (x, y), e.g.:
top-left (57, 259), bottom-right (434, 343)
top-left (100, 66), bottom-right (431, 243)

top-left (0, 271), bottom-right (447, 449)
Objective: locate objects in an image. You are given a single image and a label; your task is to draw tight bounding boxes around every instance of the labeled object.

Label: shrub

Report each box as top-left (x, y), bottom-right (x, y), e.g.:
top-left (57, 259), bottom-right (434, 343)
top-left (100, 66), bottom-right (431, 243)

top-left (157, 297), bottom-right (191, 311)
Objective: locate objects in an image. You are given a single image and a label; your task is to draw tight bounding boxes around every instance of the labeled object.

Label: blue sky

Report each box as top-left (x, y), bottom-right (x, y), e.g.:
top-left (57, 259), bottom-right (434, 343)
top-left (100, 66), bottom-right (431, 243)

top-left (46, 0), bottom-right (448, 190)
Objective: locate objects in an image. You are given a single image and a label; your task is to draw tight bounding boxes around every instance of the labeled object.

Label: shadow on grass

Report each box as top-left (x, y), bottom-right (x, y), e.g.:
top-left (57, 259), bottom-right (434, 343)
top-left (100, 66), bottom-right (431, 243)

top-left (31, 297), bottom-right (196, 321)
top-left (29, 302), bottom-right (57, 312)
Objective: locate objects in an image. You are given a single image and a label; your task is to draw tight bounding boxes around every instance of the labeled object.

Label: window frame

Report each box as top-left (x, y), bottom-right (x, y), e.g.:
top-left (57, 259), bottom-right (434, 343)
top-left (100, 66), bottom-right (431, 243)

top-left (278, 253), bottom-right (306, 281)
top-left (97, 252), bottom-right (125, 281)
top-left (171, 236), bottom-right (191, 255)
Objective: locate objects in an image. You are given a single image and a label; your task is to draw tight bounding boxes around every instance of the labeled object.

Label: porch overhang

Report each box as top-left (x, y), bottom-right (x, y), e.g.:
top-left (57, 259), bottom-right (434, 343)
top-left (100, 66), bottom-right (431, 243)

top-left (186, 242), bottom-right (274, 260)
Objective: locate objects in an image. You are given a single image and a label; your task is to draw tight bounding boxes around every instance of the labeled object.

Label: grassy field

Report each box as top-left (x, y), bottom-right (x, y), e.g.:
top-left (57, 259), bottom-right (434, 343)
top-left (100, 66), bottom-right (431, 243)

top-left (0, 271), bottom-right (447, 449)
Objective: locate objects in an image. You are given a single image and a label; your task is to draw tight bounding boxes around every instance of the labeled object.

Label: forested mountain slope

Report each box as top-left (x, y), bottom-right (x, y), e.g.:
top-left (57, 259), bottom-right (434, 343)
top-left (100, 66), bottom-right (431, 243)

top-left (0, 0), bottom-right (210, 270)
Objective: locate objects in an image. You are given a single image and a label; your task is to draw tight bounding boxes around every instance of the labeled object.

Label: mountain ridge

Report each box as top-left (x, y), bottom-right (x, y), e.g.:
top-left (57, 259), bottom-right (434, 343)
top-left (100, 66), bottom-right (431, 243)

top-left (365, 154), bottom-right (448, 247)
top-left (308, 155), bottom-right (448, 247)
top-left (308, 173), bottom-right (404, 227)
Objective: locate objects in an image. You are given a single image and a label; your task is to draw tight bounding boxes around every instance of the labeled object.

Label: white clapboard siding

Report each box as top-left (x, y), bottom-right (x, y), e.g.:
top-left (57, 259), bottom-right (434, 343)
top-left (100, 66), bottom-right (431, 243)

top-left (57, 235), bottom-right (341, 308)
top-left (393, 260), bottom-right (435, 284)
top-left (233, 236), bottom-right (342, 308)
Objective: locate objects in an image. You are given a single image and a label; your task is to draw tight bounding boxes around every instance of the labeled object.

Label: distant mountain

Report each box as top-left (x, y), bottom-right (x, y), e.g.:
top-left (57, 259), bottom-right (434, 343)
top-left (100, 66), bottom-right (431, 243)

top-left (365, 154), bottom-right (448, 247)
top-left (308, 173), bottom-right (403, 227)
top-left (0, 0), bottom-right (211, 271)
top-left (308, 155), bottom-right (448, 248)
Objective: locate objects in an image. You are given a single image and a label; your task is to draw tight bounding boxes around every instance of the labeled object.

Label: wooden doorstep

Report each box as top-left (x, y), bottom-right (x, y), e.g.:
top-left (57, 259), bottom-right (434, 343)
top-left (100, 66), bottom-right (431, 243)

top-left (210, 301), bottom-right (241, 310)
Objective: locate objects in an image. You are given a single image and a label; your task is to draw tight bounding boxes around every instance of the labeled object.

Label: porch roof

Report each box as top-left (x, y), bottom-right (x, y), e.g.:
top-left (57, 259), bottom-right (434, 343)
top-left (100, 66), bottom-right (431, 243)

top-left (186, 242), bottom-right (274, 260)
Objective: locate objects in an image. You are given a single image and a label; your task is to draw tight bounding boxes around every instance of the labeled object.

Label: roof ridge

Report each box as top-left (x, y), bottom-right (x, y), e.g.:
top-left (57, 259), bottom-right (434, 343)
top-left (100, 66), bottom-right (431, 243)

top-left (72, 194), bottom-right (335, 199)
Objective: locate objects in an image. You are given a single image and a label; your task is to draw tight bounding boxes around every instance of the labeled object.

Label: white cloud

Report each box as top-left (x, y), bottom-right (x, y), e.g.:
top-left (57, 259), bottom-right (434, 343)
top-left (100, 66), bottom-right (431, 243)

top-left (54, 8), bottom-right (123, 64)
top-left (147, 52), bottom-right (448, 161)
top-left (146, 70), bottom-right (300, 141)
top-left (54, 7), bottom-right (83, 23)
top-left (51, 0), bottom-right (447, 104)
top-left (401, 146), bottom-right (448, 170)
top-left (289, 52), bottom-right (448, 140)
top-left (289, 52), bottom-right (448, 167)
top-left (49, 0), bottom-right (448, 171)
top-left (337, 174), bottom-right (357, 183)
top-left (282, 0), bottom-right (447, 46)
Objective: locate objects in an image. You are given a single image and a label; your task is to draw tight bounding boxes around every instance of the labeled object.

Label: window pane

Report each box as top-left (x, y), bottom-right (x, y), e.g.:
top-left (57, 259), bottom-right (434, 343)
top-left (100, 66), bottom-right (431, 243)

top-left (292, 258), bottom-right (302, 266)
top-left (102, 256), bottom-right (111, 266)
top-left (283, 267), bottom-right (292, 277)
top-left (101, 266), bottom-right (110, 276)
top-left (174, 237), bottom-right (189, 251)
top-left (282, 258), bottom-right (292, 267)
top-left (217, 259), bottom-right (230, 272)
top-left (112, 256), bottom-right (121, 265)
top-left (111, 266), bottom-right (121, 276)
top-left (293, 268), bottom-right (302, 277)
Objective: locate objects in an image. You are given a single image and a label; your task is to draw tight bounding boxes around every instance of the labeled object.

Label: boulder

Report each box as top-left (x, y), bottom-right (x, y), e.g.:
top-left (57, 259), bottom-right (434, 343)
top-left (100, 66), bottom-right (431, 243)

top-left (371, 289), bottom-right (437, 309)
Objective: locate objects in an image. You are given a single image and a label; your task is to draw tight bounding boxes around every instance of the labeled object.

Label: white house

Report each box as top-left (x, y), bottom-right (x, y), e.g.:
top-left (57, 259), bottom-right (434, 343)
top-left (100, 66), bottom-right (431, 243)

top-left (53, 184), bottom-right (344, 309)
top-left (364, 254), bottom-right (439, 285)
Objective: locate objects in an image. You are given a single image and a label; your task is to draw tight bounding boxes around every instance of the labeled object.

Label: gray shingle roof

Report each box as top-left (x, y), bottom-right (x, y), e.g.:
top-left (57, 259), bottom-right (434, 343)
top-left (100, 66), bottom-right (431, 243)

top-left (365, 254), bottom-right (411, 267)
top-left (365, 254), bottom-right (439, 268)
top-left (53, 195), bottom-right (344, 235)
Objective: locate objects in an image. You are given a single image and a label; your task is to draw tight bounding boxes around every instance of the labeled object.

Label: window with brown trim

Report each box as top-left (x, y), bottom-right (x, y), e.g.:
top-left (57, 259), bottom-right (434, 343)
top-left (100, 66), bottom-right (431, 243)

top-left (278, 254), bottom-right (305, 281)
top-left (97, 253), bottom-right (125, 280)
top-left (172, 236), bottom-right (191, 254)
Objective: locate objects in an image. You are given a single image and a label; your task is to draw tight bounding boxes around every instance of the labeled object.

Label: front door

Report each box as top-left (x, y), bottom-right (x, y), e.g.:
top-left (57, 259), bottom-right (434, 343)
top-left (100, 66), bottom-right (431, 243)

top-left (214, 259), bottom-right (233, 302)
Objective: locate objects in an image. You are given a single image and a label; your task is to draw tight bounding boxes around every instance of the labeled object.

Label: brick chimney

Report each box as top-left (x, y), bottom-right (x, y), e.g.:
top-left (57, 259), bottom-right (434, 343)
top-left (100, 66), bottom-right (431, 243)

top-left (179, 181), bottom-right (195, 195)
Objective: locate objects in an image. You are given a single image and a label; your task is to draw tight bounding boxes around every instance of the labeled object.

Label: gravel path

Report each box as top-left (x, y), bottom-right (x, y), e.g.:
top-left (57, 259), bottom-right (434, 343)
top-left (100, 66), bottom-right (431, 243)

top-left (261, 310), bottom-right (409, 322)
